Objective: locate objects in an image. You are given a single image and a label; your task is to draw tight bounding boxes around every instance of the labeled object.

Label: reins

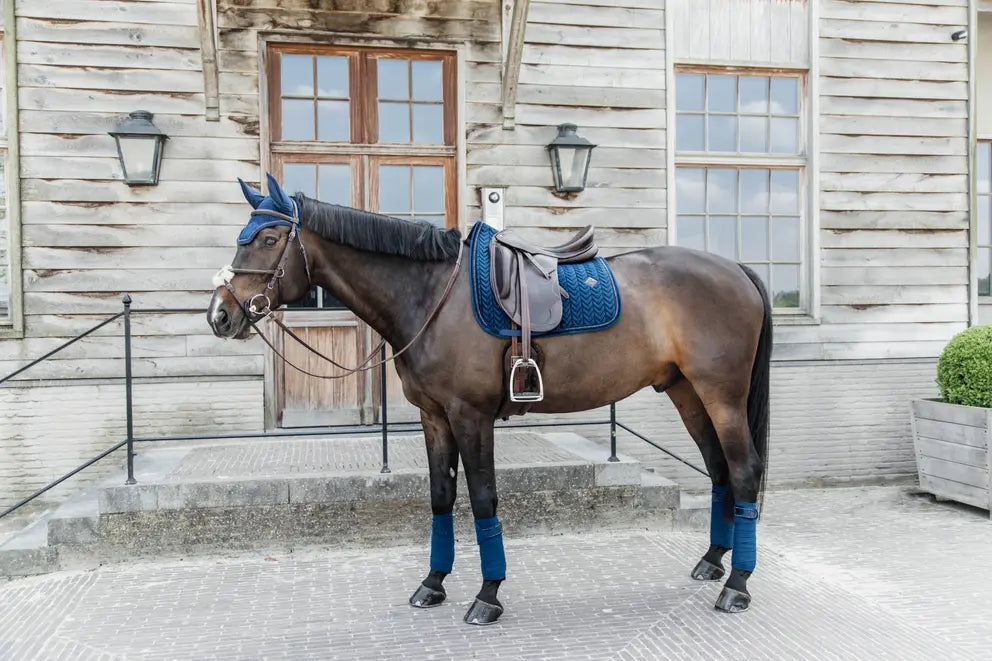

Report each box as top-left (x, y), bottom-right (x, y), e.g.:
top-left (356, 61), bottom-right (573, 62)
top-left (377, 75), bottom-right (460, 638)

top-left (217, 204), bottom-right (464, 380)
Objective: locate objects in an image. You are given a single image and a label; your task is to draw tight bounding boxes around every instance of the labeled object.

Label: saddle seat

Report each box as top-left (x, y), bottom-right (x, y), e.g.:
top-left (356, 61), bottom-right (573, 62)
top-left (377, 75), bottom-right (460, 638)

top-left (488, 226), bottom-right (600, 403)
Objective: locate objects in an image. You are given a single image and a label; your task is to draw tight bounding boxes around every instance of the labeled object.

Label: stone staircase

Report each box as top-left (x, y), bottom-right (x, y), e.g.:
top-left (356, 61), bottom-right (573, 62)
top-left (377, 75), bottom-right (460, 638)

top-left (1, 431), bottom-right (707, 579)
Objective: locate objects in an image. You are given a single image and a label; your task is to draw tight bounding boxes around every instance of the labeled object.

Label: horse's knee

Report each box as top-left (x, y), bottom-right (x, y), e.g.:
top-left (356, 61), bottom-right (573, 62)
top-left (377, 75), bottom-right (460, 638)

top-left (430, 479), bottom-right (457, 514)
top-left (467, 478), bottom-right (498, 519)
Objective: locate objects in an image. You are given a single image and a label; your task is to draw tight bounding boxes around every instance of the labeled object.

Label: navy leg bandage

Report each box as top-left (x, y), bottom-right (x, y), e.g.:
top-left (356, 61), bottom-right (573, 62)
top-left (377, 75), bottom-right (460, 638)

top-left (474, 516), bottom-right (506, 581)
top-left (710, 485), bottom-right (734, 549)
top-left (731, 501), bottom-right (759, 572)
top-left (430, 512), bottom-right (455, 574)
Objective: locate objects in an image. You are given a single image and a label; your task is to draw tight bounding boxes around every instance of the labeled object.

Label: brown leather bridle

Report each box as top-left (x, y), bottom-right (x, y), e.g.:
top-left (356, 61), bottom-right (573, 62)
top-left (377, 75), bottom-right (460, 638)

top-left (218, 205), bottom-right (464, 379)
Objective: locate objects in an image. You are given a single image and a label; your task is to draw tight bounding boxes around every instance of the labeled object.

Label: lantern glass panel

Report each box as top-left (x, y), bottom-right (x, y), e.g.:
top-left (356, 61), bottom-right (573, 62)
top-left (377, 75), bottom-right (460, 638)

top-left (554, 146), bottom-right (590, 191)
top-left (117, 135), bottom-right (160, 183)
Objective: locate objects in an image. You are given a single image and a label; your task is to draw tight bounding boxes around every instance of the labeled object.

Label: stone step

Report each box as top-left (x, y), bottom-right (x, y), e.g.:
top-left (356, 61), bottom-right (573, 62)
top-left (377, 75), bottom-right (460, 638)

top-left (2, 432), bottom-right (702, 579)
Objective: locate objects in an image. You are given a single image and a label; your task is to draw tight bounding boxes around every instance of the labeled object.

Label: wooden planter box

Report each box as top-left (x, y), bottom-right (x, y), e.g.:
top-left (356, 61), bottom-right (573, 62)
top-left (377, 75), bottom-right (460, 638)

top-left (911, 399), bottom-right (992, 518)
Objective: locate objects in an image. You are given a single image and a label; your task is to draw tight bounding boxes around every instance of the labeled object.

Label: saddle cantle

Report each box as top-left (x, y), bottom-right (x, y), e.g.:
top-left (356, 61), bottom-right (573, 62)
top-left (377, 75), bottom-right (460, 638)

top-left (488, 226), bottom-right (600, 403)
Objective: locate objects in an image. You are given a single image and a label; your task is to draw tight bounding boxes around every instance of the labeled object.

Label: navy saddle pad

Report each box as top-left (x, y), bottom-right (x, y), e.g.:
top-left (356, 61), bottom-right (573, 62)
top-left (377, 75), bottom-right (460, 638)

top-left (467, 221), bottom-right (622, 339)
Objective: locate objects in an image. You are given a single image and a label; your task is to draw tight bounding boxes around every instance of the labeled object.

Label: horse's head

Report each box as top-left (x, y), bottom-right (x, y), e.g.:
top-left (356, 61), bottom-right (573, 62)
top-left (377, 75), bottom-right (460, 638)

top-left (208, 173), bottom-right (311, 339)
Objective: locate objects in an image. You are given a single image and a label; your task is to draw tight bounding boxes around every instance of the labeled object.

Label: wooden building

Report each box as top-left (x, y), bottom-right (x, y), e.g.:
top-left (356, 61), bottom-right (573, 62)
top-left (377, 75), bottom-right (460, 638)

top-left (0, 0), bottom-right (990, 508)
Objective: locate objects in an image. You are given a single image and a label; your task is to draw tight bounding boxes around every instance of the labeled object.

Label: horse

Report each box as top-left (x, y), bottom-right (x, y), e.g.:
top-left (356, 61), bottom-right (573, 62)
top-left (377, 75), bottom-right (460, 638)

top-left (208, 173), bottom-right (772, 624)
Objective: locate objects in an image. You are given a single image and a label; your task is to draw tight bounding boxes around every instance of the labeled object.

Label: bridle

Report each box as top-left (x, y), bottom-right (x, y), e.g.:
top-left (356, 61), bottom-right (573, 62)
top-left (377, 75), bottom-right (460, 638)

top-left (214, 202), bottom-right (464, 379)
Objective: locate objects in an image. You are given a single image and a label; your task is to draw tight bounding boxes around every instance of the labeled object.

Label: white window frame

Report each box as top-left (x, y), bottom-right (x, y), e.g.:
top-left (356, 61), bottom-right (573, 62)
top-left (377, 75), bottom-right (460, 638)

top-left (0, 2), bottom-right (22, 336)
top-left (978, 140), bottom-right (992, 299)
top-left (670, 65), bottom-right (811, 316)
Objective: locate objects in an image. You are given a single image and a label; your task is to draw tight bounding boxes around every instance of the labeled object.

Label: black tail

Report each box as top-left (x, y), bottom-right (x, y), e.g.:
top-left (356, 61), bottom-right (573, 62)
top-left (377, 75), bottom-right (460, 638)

top-left (739, 264), bottom-right (772, 511)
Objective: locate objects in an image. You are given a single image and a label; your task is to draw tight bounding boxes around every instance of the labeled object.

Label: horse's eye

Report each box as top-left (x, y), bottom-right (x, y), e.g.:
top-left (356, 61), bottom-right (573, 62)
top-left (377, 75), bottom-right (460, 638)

top-left (264, 236), bottom-right (277, 247)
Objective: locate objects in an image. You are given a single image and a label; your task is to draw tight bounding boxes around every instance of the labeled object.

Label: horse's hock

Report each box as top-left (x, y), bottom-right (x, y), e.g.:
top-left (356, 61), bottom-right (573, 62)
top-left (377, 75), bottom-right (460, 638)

top-left (0, 432), bottom-right (704, 578)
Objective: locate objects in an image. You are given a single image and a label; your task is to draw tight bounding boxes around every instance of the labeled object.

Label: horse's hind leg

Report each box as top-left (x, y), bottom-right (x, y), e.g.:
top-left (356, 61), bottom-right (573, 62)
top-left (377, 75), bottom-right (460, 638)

top-left (409, 407), bottom-right (459, 609)
top-left (702, 394), bottom-right (764, 614)
top-left (446, 400), bottom-right (504, 625)
top-left (666, 379), bottom-right (733, 582)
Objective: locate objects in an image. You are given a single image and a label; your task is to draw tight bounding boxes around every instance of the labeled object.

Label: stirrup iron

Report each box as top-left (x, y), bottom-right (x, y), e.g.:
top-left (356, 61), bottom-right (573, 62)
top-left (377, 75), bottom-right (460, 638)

top-left (509, 357), bottom-right (544, 402)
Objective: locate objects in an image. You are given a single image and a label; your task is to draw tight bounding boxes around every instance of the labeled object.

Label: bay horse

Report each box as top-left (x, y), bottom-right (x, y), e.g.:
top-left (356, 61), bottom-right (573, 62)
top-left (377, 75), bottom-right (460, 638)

top-left (207, 174), bottom-right (771, 623)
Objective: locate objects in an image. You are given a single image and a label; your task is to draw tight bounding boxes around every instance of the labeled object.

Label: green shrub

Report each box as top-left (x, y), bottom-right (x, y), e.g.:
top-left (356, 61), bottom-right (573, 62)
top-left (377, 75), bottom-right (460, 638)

top-left (936, 325), bottom-right (992, 408)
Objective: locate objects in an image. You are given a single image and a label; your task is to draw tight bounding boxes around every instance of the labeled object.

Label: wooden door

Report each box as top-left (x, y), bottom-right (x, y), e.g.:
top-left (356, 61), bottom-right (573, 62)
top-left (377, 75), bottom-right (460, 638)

top-left (266, 45), bottom-right (457, 428)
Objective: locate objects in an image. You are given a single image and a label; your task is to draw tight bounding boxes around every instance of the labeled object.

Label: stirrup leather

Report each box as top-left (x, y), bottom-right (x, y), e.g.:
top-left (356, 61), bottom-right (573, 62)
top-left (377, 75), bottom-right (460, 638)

top-left (509, 357), bottom-right (544, 402)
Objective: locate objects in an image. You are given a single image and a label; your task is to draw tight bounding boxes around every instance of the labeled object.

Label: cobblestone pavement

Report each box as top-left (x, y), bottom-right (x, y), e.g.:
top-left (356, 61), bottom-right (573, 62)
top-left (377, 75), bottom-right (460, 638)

top-left (1, 486), bottom-right (989, 660)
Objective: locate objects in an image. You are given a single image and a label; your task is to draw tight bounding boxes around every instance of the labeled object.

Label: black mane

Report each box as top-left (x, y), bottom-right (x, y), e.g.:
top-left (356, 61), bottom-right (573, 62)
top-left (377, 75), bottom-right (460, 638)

top-left (297, 195), bottom-right (462, 262)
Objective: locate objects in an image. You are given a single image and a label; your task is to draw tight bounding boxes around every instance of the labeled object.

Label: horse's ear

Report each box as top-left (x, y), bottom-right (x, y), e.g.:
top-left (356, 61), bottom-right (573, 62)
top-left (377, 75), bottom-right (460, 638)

top-left (266, 172), bottom-right (294, 214)
top-left (238, 178), bottom-right (265, 209)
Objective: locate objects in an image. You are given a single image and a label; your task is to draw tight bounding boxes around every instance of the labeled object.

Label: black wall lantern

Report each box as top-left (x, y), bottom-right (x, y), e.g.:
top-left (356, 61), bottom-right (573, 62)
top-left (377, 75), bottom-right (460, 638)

top-left (109, 110), bottom-right (168, 186)
top-left (546, 123), bottom-right (595, 193)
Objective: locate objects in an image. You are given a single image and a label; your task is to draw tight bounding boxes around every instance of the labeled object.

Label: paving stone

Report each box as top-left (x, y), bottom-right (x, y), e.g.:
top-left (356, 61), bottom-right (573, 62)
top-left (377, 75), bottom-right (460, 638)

top-left (0, 486), bottom-right (988, 660)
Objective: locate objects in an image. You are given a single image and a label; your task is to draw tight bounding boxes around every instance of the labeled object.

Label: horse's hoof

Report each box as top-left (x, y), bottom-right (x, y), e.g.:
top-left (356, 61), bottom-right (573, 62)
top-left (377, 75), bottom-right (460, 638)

top-left (463, 598), bottom-right (503, 625)
top-left (409, 584), bottom-right (446, 608)
top-left (690, 558), bottom-right (725, 581)
top-left (714, 586), bottom-right (751, 613)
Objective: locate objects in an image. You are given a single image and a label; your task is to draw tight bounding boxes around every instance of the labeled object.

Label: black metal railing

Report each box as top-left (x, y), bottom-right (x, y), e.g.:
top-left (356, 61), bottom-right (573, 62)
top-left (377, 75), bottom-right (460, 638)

top-left (0, 294), bottom-right (706, 520)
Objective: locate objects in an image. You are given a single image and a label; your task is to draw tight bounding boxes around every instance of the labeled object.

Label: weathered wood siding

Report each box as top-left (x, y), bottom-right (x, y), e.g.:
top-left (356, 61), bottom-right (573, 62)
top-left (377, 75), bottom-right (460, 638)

top-left (468, 0), bottom-right (667, 252)
top-left (801, 0), bottom-right (971, 361)
top-left (671, 0), bottom-right (808, 65)
top-left (3, 0), bottom-right (260, 383)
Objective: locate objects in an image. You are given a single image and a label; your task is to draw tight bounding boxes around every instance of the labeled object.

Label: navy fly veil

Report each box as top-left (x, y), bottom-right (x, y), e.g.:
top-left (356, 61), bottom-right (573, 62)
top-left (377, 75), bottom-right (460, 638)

top-left (468, 221), bottom-right (621, 338)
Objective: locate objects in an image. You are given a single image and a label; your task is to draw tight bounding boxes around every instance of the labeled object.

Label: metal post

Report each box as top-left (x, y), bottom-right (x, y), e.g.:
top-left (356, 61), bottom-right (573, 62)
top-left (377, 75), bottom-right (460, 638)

top-left (608, 402), bottom-right (619, 462)
top-left (380, 343), bottom-right (390, 474)
top-left (123, 294), bottom-right (136, 485)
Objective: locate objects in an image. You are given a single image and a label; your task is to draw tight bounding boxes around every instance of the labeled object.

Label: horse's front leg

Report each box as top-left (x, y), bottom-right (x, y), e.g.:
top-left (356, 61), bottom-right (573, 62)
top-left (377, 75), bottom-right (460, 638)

top-left (409, 407), bottom-right (459, 609)
top-left (447, 400), bottom-right (504, 625)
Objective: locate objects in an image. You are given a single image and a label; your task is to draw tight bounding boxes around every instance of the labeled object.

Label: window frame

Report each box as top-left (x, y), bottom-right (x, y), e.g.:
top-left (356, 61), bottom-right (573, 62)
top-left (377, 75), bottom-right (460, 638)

top-left (0, 6), bottom-right (23, 336)
top-left (264, 42), bottom-right (459, 317)
top-left (671, 64), bottom-right (811, 316)
top-left (978, 140), bottom-right (992, 299)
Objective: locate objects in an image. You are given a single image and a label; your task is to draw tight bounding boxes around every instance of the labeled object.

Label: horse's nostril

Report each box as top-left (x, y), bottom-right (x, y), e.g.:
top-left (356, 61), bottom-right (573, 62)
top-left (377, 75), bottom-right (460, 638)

top-left (216, 308), bottom-right (229, 324)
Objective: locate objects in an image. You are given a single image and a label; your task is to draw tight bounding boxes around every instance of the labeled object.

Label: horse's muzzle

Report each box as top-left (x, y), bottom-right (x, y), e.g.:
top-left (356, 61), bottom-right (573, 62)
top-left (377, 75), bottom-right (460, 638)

top-left (208, 289), bottom-right (251, 339)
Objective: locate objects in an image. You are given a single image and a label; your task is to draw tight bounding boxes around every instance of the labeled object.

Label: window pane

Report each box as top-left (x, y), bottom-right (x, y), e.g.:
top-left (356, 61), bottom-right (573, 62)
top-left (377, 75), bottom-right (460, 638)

top-left (316, 57), bottom-right (348, 97)
top-left (676, 114), bottom-right (704, 151)
top-left (414, 215), bottom-right (446, 228)
top-left (378, 59), bottom-right (409, 99)
top-left (741, 216), bottom-right (768, 261)
top-left (770, 169), bottom-right (799, 213)
top-left (317, 101), bottom-right (349, 141)
top-left (979, 143), bottom-right (991, 194)
top-left (707, 75), bottom-right (736, 112)
top-left (746, 263), bottom-right (769, 290)
top-left (979, 197), bottom-right (991, 246)
top-left (740, 116), bottom-right (767, 153)
top-left (708, 115), bottom-right (737, 152)
top-left (979, 249), bottom-right (991, 297)
top-left (677, 215), bottom-right (705, 250)
top-left (318, 164), bottom-right (351, 205)
top-left (769, 117), bottom-right (799, 154)
top-left (379, 165), bottom-right (411, 213)
top-left (709, 216), bottom-right (738, 260)
top-left (413, 165), bottom-right (444, 212)
top-left (282, 99), bottom-right (315, 140)
top-left (412, 60), bottom-right (443, 101)
top-left (772, 264), bottom-right (800, 308)
top-left (283, 163), bottom-right (317, 198)
top-left (771, 77), bottom-right (799, 114)
top-left (707, 168), bottom-right (738, 213)
top-left (676, 168), bottom-right (705, 212)
top-left (740, 168), bottom-right (769, 213)
top-left (772, 216), bottom-right (801, 261)
top-left (676, 74), bottom-right (705, 111)
top-left (379, 102), bottom-right (410, 142)
top-left (282, 54), bottom-right (313, 96)
top-left (412, 104), bottom-right (443, 143)
top-left (740, 76), bottom-right (768, 114)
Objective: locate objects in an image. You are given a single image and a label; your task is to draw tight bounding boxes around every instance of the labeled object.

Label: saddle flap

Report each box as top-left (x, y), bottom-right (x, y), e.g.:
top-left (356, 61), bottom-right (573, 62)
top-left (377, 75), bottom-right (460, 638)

top-left (488, 244), bottom-right (563, 333)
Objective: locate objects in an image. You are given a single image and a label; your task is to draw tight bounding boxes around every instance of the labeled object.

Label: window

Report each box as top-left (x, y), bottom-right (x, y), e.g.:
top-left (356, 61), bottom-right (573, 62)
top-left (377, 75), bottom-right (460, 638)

top-left (674, 69), bottom-right (806, 310)
top-left (267, 45), bottom-right (457, 309)
top-left (979, 141), bottom-right (991, 297)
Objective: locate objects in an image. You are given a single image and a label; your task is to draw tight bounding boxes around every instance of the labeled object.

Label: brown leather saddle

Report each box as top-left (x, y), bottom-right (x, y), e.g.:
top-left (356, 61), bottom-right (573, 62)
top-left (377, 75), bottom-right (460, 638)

top-left (489, 225), bottom-right (599, 402)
